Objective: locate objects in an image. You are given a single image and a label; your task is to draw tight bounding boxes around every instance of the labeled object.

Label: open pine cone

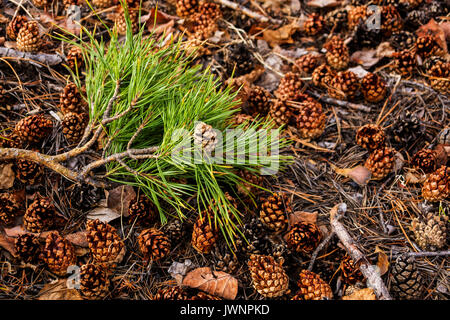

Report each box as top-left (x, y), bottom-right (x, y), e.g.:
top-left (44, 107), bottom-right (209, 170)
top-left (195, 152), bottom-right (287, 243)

top-left (15, 233), bottom-right (41, 263)
top-left (285, 222), bottom-right (322, 254)
top-left (16, 21), bottom-right (41, 52)
top-left (268, 99), bottom-right (293, 127)
top-left (410, 148), bottom-right (437, 174)
top-left (59, 83), bottom-right (87, 115)
top-left (0, 193), bottom-right (21, 225)
top-left (247, 254), bottom-right (289, 298)
top-left (364, 147), bottom-right (396, 180)
top-left (360, 73), bottom-right (387, 103)
top-left (152, 286), bottom-right (189, 300)
top-left (191, 211), bottom-right (218, 254)
top-left (324, 36), bottom-right (350, 71)
top-left (137, 228), bottom-right (171, 262)
top-left (355, 124), bottom-right (386, 151)
top-left (421, 166), bottom-right (449, 202)
top-left (274, 72), bottom-right (305, 101)
top-left (390, 256), bottom-right (424, 300)
top-left (340, 255), bottom-right (364, 285)
top-left (128, 194), bottom-right (157, 223)
top-left (304, 13), bottom-right (324, 36)
top-left (328, 70), bottom-right (360, 101)
top-left (14, 158), bottom-right (44, 185)
top-left (62, 112), bottom-right (89, 144)
top-left (66, 46), bottom-right (84, 71)
top-left (79, 263), bottom-right (110, 299)
top-left (23, 197), bottom-right (56, 233)
top-left (40, 232), bottom-right (77, 276)
top-left (6, 15), bottom-right (28, 40)
top-left (295, 100), bottom-right (326, 139)
top-left (294, 270), bottom-right (333, 300)
top-left (258, 192), bottom-right (291, 233)
top-left (312, 63), bottom-right (335, 89)
top-left (15, 114), bottom-right (53, 145)
top-left (411, 213), bottom-right (448, 250)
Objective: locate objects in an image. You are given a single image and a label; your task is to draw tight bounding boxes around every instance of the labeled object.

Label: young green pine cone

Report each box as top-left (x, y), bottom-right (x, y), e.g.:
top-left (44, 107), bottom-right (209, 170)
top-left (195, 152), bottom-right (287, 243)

top-left (295, 100), bottom-right (326, 139)
top-left (411, 213), bottom-right (448, 250)
top-left (191, 211), bottom-right (218, 254)
top-left (360, 73), bottom-right (387, 103)
top-left (59, 83), bottom-right (87, 115)
top-left (293, 53), bottom-right (320, 75)
top-left (0, 193), bottom-right (21, 225)
top-left (364, 147), bottom-right (396, 180)
top-left (410, 148), bottom-right (437, 174)
top-left (274, 72), bottom-right (304, 101)
top-left (79, 263), bottom-right (110, 299)
top-left (86, 219), bottom-right (126, 269)
top-left (40, 232), bottom-right (77, 276)
top-left (294, 270), bottom-right (333, 300)
top-left (304, 13), bottom-right (324, 36)
top-left (15, 114), bottom-right (53, 145)
top-left (285, 222), bottom-right (322, 254)
top-left (6, 15), bottom-right (28, 40)
top-left (137, 228), bottom-right (171, 262)
top-left (258, 192), bottom-right (291, 233)
top-left (62, 112), bottom-right (88, 144)
top-left (356, 124), bottom-right (386, 151)
top-left (328, 71), bottom-right (360, 101)
top-left (421, 166), bottom-right (449, 202)
top-left (247, 254), bottom-right (289, 298)
top-left (14, 233), bottom-right (41, 263)
top-left (14, 158), bottom-right (44, 185)
top-left (340, 255), bottom-right (364, 285)
top-left (16, 21), bottom-right (41, 53)
top-left (23, 197), bottom-right (56, 233)
top-left (312, 63), bottom-right (335, 88)
top-left (324, 36), bottom-right (349, 71)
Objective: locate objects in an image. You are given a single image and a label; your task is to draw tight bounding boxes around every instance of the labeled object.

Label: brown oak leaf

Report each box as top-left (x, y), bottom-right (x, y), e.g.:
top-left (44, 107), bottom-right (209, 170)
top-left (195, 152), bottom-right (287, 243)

top-left (182, 267), bottom-right (238, 300)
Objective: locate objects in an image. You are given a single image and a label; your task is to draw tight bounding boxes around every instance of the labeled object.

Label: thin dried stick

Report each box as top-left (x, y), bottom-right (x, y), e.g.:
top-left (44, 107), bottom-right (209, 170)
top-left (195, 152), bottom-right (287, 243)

top-left (215, 0), bottom-right (283, 25)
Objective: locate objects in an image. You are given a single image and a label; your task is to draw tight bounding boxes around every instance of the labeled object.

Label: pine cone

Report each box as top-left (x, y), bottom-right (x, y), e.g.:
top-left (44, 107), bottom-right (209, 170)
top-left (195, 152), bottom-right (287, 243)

top-left (340, 255), bottom-right (364, 285)
top-left (268, 99), bottom-right (293, 127)
top-left (190, 291), bottom-right (222, 300)
top-left (79, 263), bottom-right (110, 299)
top-left (348, 5), bottom-right (371, 30)
top-left (222, 43), bottom-right (255, 77)
top-left (0, 193), bottom-right (21, 226)
top-left (191, 212), bottom-right (218, 254)
top-left (32, 0), bottom-right (50, 8)
top-left (405, 10), bottom-right (428, 28)
top-left (16, 21), bottom-right (41, 52)
top-left (15, 114), bottom-right (53, 145)
top-left (199, 1), bottom-right (222, 21)
top-left (295, 100), bottom-right (326, 139)
top-left (14, 158), bottom-right (44, 185)
top-left (230, 113), bottom-right (256, 128)
top-left (137, 228), bottom-right (171, 262)
top-left (163, 219), bottom-right (185, 244)
top-left (193, 121), bottom-right (217, 154)
top-left (389, 31), bottom-right (416, 51)
top-left (245, 86), bottom-right (272, 117)
top-left (380, 5), bottom-right (403, 37)
top-left (128, 195), bottom-right (157, 223)
top-left (152, 286), bottom-right (189, 300)
top-left (304, 13), bottom-right (324, 36)
top-left (176, 0), bottom-right (199, 18)
top-left (364, 147), bottom-right (396, 180)
top-left (115, 7), bottom-right (139, 35)
top-left (247, 254), bottom-right (289, 298)
top-left (391, 111), bottom-right (423, 146)
top-left (59, 83), bottom-right (87, 115)
top-left (62, 112), bottom-right (89, 144)
top-left (0, 132), bottom-right (23, 149)
top-left (14, 233), bottom-right (41, 263)
top-left (236, 217), bottom-right (271, 256)
top-left (390, 256), bottom-right (424, 299)
top-left (236, 169), bottom-right (265, 197)
top-left (212, 244), bottom-right (239, 274)
top-left (86, 219), bottom-right (126, 269)
top-left (391, 50), bottom-right (417, 76)
top-left (295, 270), bottom-right (333, 300)
top-left (411, 213), bottom-right (448, 250)
top-left (40, 232), bottom-right (77, 276)
top-left (425, 57), bottom-right (450, 94)
top-left (293, 53), bottom-right (320, 75)
top-left (259, 192), bottom-right (291, 233)
top-left (23, 197), bottom-right (56, 233)
top-left (91, 0), bottom-right (116, 7)
top-left (274, 72), bottom-right (304, 101)
top-left (355, 124), bottom-right (386, 151)
top-left (410, 149), bottom-right (437, 174)
top-left (67, 184), bottom-right (100, 211)
top-left (349, 19), bottom-right (383, 49)
top-left (324, 36), bottom-right (349, 71)
top-left (312, 63), bottom-right (335, 88)
top-left (66, 46), bottom-right (84, 71)
top-left (285, 222), bottom-right (322, 254)
top-left (187, 12), bottom-right (218, 40)
top-left (360, 73), bottom-right (387, 103)
top-left (6, 15), bottom-right (28, 41)
top-left (421, 166), bottom-right (449, 202)
top-left (328, 71), bottom-right (360, 101)
top-left (415, 35), bottom-right (444, 59)
top-left (325, 8), bottom-right (348, 32)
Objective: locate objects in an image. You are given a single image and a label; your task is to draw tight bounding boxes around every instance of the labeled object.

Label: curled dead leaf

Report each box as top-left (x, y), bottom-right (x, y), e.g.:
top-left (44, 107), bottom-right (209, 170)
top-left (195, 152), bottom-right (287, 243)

top-left (0, 233), bottom-right (16, 256)
top-left (333, 165), bottom-right (372, 185)
top-left (404, 169), bottom-right (427, 184)
top-left (342, 287), bottom-right (376, 300)
top-left (37, 279), bottom-right (83, 300)
top-left (106, 185), bottom-right (136, 217)
top-left (351, 49), bottom-right (379, 69)
top-left (262, 21), bottom-right (300, 47)
top-left (65, 231), bottom-right (88, 247)
top-left (374, 246), bottom-right (389, 276)
top-left (182, 267), bottom-right (238, 300)
top-left (0, 163), bottom-right (15, 189)
top-left (86, 206), bottom-right (121, 223)
top-left (289, 211), bottom-right (318, 225)
top-left (416, 19), bottom-right (447, 54)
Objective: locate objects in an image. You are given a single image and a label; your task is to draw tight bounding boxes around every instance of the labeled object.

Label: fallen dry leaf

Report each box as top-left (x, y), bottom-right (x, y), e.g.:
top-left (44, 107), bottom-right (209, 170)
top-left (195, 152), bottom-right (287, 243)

top-left (351, 49), bottom-right (379, 69)
top-left (0, 163), bottom-right (15, 189)
top-left (0, 233), bottom-right (16, 256)
top-left (416, 19), bottom-right (448, 54)
top-left (289, 211), bottom-right (318, 225)
top-left (86, 206), bottom-right (121, 223)
top-left (262, 21), bottom-right (300, 47)
top-left (375, 246), bottom-right (389, 276)
top-left (65, 231), bottom-right (88, 247)
top-left (3, 225), bottom-right (27, 238)
top-left (106, 185), bottom-right (136, 217)
top-left (333, 165), bottom-right (372, 185)
top-left (37, 279), bottom-right (83, 300)
top-left (342, 287), bottom-right (376, 300)
top-left (306, 0), bottom-right (342, 8)
top-left (404, 169), bottom-right (427, 184)
top-left (182, 267), bottom-right (238, 300)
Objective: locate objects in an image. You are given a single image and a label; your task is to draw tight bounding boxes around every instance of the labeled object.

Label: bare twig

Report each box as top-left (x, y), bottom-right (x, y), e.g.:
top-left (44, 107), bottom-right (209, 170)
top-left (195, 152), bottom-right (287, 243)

top-left (215, 0), bottom-right (283, 25)
top-left (0, 47), bottom-right (63, 66)
top-left (307, 90), bottom-right (372, 112)
top-left (329, 203), bottom-right (392, 300)
top-left (397, 250), bottom-right (450, 258)
top-left (307, 231), bottom-right (335, 271)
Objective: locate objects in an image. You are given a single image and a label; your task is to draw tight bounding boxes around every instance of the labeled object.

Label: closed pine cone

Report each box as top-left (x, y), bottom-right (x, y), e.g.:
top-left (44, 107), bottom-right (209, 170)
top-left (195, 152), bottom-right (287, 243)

top-left (328, 71), bottom-right (360, 101)
top-left (258, 192), bottom-right (291, 233)
top-left (411, 213), bottom-right (447, 250)
top-left (390, 256), bottom-right (424, 300)
top-left (152, 286), bottom-right (189, 300)
top-left (324, 36), bottom-right (349, 71)
top-left (176, 0), bottom-right (199, 18)
top-left (247, 254), bottom-right (289, 298)
top-left (295, 100), bottom-right (326, 139)
top-left (86, 219), bottom-right (126, 269)
top-left (236, 169), bottom-right (265, 197)
top-left (15, 233), bottom-right (41, 263)
top-left (187, 12), bottom-right (218, 40)
top-left (14, 158), bottom-right (44, 185)
top-left (191, 211), bottom-right (218, 254)
top-left (23, 197), bottom-right (56, 233)
top-left (274, 72), bottom-right (304, 101)
top-left (115, 7), bottom-right (139, 35)
top-left (268, 99), bottom-right (293, 127)
top-left (294, 270), bottom-right (333, 300)
top-left (340, 255), bottom-right (364, 284)
top-left (138, 228), bottom-right (171, 262)
top-left (40, 232), bottom-right (77, 276)
top-left (364, 147), bottom-right (396, 180)
top-left (304, 13), bottom-right (324, 36)
top-left (0, 193), bottom-right (21, 225)
top-left (356, 124), bottom-right (386, 151)
top-left (246, 86), bottom-right (272, 117)
top-left (312, 63), bottom-right (335, 88)
top-left (293, 53), bottom-right (320, 75)
top-left (79, 263), bottom-right (110, 299)
top-left (6, 15), bottom-right (28, 40)
top-left (62, 112), bottom-right (89, 143)
top-left (360, 73), bottom-right (387, 103)
top-left (59, 83), bottom-right (87, 115)
top-left (391, 50), bottom-right (416, 76)
top-left (15, 114), bottom-right (53, 145)
top-left (410, 149), bottom-right (437, 174)
top-left (285, 222), bottom-right (322, 254)
top-left (66, 46), bottom-right (84, 71)
top-left (16, 21), bottom-right (41, 52)
top-left (421, 166), bottom-right (449, 202)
